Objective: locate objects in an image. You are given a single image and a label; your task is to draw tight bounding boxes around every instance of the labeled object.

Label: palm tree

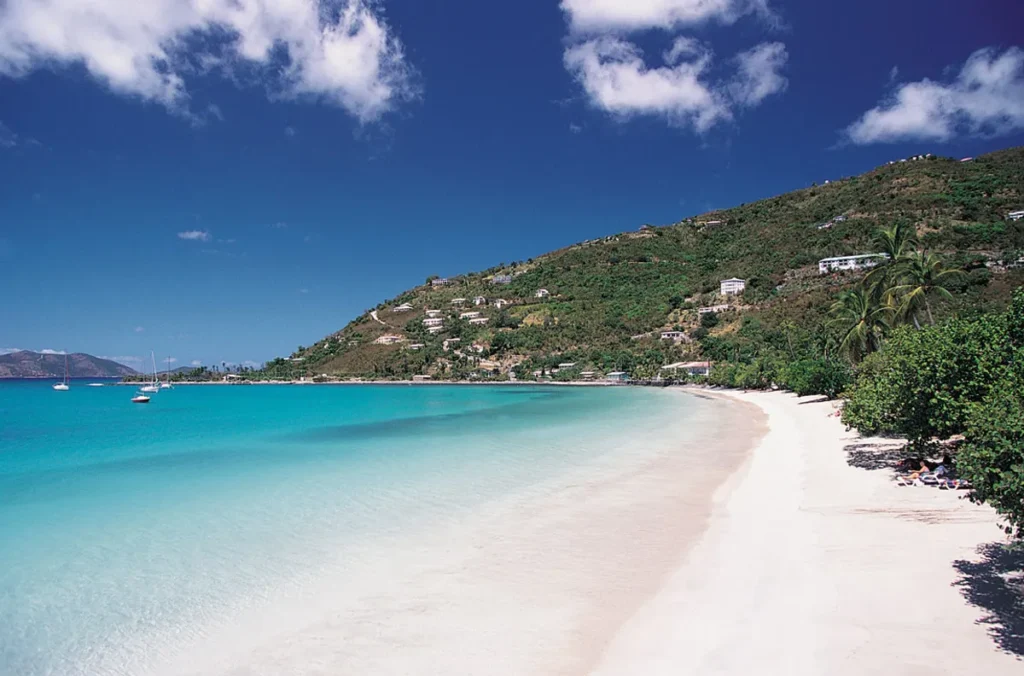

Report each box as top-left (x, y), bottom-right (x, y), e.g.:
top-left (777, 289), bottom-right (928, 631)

top-left (828, 288), bottom-right (892, 363)
top-left (887, 251), bottom-right (965, 327)
top-left (864, 221), bottom-right (918, 294)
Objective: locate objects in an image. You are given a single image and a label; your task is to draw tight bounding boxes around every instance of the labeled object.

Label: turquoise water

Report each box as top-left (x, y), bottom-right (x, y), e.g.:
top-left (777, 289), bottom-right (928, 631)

top-left (0, 381), bottom-right (712, 675)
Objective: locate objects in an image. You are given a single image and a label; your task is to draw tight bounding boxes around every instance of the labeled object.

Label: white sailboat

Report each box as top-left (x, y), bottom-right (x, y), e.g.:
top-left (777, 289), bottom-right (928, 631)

top-left (160, 356), bottom-right (173, 389)
top-left (53, 354), bottom-right (70, 391)
top-left (139, 352), bottom-right (159, 393)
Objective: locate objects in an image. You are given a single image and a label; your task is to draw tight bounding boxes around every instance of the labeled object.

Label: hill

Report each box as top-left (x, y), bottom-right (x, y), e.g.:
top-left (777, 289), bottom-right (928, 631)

top-left (265, 147), bottom-right (1024, 381)
top-left (0, 351), bottom-right (139, 378)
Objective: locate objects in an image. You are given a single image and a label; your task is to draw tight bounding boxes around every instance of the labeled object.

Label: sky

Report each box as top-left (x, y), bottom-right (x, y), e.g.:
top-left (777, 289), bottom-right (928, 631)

top-left (1, 0), bottom-right (1023, 370)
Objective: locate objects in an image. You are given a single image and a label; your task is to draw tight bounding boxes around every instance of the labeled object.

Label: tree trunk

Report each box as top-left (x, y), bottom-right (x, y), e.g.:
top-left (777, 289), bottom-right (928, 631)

top-left (925, 297), bottom-right (934, 325)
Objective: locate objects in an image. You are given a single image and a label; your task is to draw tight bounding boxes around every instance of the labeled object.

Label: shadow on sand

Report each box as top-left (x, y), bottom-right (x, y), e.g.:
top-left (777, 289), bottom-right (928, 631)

top-left (953, 542), bottom-right (1024, 659)
top-left (843, 441), bottom-right (908, 471)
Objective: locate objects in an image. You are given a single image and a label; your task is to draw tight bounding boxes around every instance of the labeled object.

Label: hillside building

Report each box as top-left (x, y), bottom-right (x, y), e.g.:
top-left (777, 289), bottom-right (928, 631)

top-left (720, 278), bottom-right (746, 295)
top-left (1007, 210), bottom-right (1024, 221)
top-left (818, 253), bottom-right (889, 275)
top-left (535, 289), bottom-right (550, 298)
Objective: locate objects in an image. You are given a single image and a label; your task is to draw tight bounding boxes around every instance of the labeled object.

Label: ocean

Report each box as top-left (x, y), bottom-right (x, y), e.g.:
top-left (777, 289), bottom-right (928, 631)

top-left (0, 381), bottom-right (758, 675)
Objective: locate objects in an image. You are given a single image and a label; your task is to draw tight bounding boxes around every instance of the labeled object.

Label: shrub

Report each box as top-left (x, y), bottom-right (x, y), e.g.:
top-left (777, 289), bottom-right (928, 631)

top-left (781, 358), bottom-right (851, 398)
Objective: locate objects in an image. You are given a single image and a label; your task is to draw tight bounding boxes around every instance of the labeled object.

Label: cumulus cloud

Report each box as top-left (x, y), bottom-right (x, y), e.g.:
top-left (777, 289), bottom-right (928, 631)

top-left (560, 0), bottom-right (772, 34)
top-left (0, 120), bottom-right (16, 147)
top-left (178, 230), bottom-right (211, 242)
top-left (134, 326), bottom-right (145, 333)
top-left (846, 47), bottom-right (1024, 144)
top-left (0, 0), bottom-right (416, 122)
top-left (564, 37), bottom-right (725, 130)
top-left (191, 359), bottom-right (203, 366)
top-left (39, 349), bottom-right (66, 355)
top-left (0, 347), bottom-right (22, 354)
top-left (559, 0), bottom-right (785, 132)
top-left (285, 126), bottom-right (297, 137)
top-left (564, 36), bottom-right (785, 131)
top-left (729, 42), bottom-right (787, 106)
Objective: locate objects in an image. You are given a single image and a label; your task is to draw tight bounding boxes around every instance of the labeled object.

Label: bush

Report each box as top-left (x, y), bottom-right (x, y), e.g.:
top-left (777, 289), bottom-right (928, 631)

top-left (780, 358), bottom-right (851, 398)
top-left (700, 312), bottom-right (720, 329)
top-left (957, 364), bottom-right (1024, 536)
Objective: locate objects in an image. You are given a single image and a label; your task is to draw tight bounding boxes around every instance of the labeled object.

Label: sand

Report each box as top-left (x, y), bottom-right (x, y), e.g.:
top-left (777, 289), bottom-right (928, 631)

top-left (590, 390), bottom-right (1022, 675)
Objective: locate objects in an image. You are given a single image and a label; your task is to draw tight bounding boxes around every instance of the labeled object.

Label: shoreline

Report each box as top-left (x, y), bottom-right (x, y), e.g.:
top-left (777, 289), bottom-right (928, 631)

top-left (589, 389), bottom-right (1019, 675)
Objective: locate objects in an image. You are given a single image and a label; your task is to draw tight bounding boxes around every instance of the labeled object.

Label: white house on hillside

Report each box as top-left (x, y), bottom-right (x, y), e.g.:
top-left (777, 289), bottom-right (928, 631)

top-left (451, 298), bottom-right (466, 305)
top-left (473, 296), bottom-right (487, 306)
top-left (491, 274), bottom-right (513, 285)
top-left (535, 289), bottom-right (550, 298)
top-left (423, 317), bottom-right (444, 327)
top-left (494, 299), bottom-right (509, 309)
top-left (431, 278), bottom-right (450, 287)
top-left (469, 317), bottom-right (489, 325)
top-left (1007, 210), bottom-right (1024, 221)
top-left (818, 253), bottom-right (889, 275)
top-left (720, 278), bottom-right (746, 295)
top-left (392, 303), bottom-right (413, 313)
top-left (373, 334), bottom-right (404, 345)
top-left (460, 311), bottom-right (481, 319)
top-left (660, 330), bottom-right (688, 343)
top-left (698, 304), bottom-right (730, 315)
top-left (425, 309), bottom-right (442, 318)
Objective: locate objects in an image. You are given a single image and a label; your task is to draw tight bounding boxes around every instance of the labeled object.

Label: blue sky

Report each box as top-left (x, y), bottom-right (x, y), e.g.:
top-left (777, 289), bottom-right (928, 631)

top-left (1, 0), bottom-right (1023, 370)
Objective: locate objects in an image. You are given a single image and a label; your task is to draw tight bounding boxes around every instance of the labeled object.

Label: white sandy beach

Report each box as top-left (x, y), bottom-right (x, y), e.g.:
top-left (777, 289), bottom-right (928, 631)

top-left (591, 390), bottom-right (1021, 675)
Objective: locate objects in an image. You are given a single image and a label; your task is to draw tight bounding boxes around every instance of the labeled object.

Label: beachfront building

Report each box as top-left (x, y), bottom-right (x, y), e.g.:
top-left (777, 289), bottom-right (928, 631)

top-left (720, 278), bottom-right (746, 295)
top-left (662, 361), bottom-right (711, 377)
top-left (425, 309), bottom-right (442, 318)
top-left (579, 371), bottom-right (597, 380)
top-left (431, 278), bottom-right (450, 287)
top-left (818, 253), bottom-right (889, 275)
top-left (698, 304), bottom-right (730, 315)
top-left (373, 334), bottom-right (404, 345)
top-left (494, 299), bottom-right (509, 309)
top-left (469, 317), bottom-right (489, 325)
top-left (535, 288), bottom-right (550, 298)
top-left (459, 311), bottom-right (481, 320)
top-left (473, 296), bottom-right (487, 306)
top-left (660, 330), bottom-right (688, 343)
top-left (605, 371), bottom-right (629, 383)
top-left (1007, 210), bottom-right (1024, 221)
top-left (412, 374), bottom-right (432, 381)
top-left (491, 274), bottom-right (513, 285)
top-left (392, 302), bottom-right (414, 313)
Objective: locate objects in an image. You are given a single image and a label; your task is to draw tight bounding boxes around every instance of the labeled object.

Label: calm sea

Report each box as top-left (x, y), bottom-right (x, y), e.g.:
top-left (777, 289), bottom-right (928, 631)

top-left (0, 381), bottom-right (732, 675)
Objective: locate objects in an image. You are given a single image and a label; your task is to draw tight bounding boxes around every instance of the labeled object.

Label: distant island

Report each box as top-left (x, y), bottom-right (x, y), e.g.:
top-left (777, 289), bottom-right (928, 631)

top-left (0, 351), bottom-right (139, 379)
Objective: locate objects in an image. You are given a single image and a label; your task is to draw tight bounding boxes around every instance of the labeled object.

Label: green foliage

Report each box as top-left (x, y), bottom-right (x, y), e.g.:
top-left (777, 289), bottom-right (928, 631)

top-left (957, 363), bottom-right (1024, 536)
top-left (779, 358), bottom-right (851, 398)
top-left (843, 289), bottom-right (1023, 447)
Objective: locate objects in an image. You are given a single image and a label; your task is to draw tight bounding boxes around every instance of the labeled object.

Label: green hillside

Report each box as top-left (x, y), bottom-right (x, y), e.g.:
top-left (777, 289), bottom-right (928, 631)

top-left (265, 147), bottom-right (1024, 381)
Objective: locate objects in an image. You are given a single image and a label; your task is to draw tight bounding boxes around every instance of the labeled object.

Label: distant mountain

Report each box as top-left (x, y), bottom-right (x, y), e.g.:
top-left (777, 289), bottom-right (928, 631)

top-left (0, 351), bottom-right (139, 378)
top-left (269, 146), bottom-right (1024, 380)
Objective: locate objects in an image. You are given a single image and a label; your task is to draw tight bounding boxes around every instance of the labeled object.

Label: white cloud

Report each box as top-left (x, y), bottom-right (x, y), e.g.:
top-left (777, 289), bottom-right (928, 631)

top-left (99, 355), bottom-right (143, 365)
top-left (299, 288), bottom-right (309, 294)
top-left (564, 37), bottom-right (785, 132)
top-left (560, 0), bottom-right (772, 34)
top-left (134, 326), bottom-right (145, 333)
top-left (178, 230), bottom-right (211, 242)
top-left (191, 359), bottom-right (203, 366)
top-left (167, 357), bottom-right (178, 364)
top-left (271, 221), bottom-right (289, 229)
top-left (0, 120), bottom-right (16, 147)
top-left (846, 47), bottom-right (1024, 144)
top-left (285, 126), bottom-right (297, 137)
top-left (207, 103), bottom-right (224, 121)
top-left (0, 347), bottom-right (22, 354)
top-left (728, 42), bottom-right (787, 106)
top-left (39, 349), bottom-right (66, 355)
top-left (569, 122), bottom-right (583, 133)
top-left (0, 0), bottom-right (416, 123)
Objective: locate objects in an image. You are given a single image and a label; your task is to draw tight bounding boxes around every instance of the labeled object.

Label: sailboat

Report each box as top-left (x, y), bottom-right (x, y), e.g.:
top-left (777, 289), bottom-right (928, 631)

top-left (53, 354), bottom-right (70, 391)
top-left (139, 352), bottom-right (159, 393)
top-left (160, 356), bottom-right (173, 389)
